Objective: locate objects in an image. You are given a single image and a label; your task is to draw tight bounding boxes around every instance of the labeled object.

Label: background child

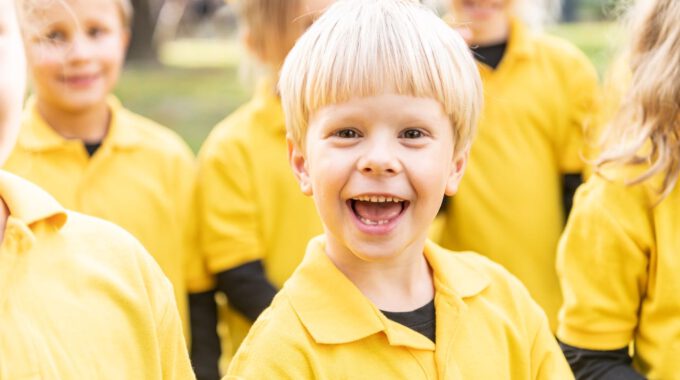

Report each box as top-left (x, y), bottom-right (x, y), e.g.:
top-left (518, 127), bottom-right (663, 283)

top-left (3, 0), bottom-right (197, 338)
top-left (0, 0), bottom-right (194, 377)
top-left (434, 0), bottom-right (600, 330)
top-left (556, 0), bottom-right (680, 378)
top-left (227, 0), bottom-right (572, 377)
top-left (192, 0), bottom-right (332, 373)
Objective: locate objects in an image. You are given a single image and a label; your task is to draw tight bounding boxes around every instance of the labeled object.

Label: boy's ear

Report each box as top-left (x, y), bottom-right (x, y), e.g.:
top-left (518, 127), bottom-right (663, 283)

top-left (121, 29), bottom-right (131, 52)
top-left (287, 135), bottom-right (313, 196)
top-left (444, 145), bottom-right (469, 196)
top-left (241, 27), bottom-right (266, 62)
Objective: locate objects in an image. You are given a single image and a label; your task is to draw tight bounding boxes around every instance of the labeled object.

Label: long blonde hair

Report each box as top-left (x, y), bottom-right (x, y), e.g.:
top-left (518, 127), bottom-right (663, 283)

top-left (596, 0), bottom-right (680, 199)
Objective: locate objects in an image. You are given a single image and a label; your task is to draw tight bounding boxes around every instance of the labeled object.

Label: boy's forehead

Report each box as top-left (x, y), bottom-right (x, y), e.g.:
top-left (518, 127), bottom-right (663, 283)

top-left (310, 93), bottom-right (449, 124)
top-left (26, 0), bottom-right (120, 21)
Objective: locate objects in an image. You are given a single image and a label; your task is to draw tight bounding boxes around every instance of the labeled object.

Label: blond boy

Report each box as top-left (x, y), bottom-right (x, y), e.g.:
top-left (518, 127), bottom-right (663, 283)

top-left (225, 0), bottom-right (572, 378)
top-left (4, 0), bottom-right (198, 337)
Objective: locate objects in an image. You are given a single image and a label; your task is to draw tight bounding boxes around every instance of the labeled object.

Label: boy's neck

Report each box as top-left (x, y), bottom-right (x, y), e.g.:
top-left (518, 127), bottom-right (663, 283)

top-left (468, 18), bottom-right (510, 46)
top-left (36, 99), bottom-right (111, 144)
top-left (325, 236), bottom-right (435, 312)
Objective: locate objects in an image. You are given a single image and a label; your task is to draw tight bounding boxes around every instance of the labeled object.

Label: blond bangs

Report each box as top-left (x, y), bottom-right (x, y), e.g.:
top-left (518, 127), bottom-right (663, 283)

top-left (279, 0), bottom-right (482, 153)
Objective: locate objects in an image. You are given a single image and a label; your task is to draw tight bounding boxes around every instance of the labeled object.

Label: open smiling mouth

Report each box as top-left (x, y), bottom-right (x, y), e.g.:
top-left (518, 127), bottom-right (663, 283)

top-left (348, 196), bottom-right (410, 226)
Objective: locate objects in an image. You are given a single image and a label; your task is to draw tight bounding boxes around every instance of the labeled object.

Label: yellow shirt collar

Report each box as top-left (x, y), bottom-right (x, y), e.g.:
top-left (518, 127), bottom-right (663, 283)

top-left (505, 19), bottom-right (534, 61)
top-left (251, 77), bottom-right (285, 134)
top-left (18, 96), bottom-right (141, 152)
top-left (0, 170), bottom-right (67, 229)
top-left (286, 236), bottom-right (490, 347)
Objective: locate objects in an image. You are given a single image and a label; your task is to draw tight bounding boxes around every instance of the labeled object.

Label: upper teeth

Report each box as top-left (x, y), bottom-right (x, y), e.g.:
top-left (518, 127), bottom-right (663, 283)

top-left (352, 195), bottom-right (403, 203)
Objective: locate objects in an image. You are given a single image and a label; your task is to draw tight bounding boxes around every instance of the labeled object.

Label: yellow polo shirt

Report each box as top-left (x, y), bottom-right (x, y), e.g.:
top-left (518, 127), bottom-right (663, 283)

top-left (435, 21), bottom-right (599, 331)
top-left (0, 171), bottom-right (194, 380)
top-left (197, 79), bottom-right (323, 351)
top-left (226, 237), bottom-right (573, 379)
top-left (3, 97), bottom-right (196, 334)
top-left (557, 171), bottom-right (680, 379)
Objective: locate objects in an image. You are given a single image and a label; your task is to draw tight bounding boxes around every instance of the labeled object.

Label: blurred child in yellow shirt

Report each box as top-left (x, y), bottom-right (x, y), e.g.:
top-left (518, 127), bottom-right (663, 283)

top-left (0, 1), bottom-right (194, 378)
top-left (557, 0), bottom-right (680, 378)
top-left (190, 0), bottom-right (333, 376)
top-left (226, 1), bottom-right (573, 378)
top-left (3, 0), bottom-right (196, 338)
top-left (434, 0), bottom-right (599, 330)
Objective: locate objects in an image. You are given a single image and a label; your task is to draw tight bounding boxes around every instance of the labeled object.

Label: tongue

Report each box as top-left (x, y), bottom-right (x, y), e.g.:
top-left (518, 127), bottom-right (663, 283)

top-left (354, 200), bottom-right (403, 222)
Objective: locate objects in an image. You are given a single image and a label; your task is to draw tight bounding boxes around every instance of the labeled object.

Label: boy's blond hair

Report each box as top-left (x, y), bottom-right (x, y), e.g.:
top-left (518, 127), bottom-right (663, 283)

top-left (596, 0), bottom-right (680, 199)
top-left (17, 0), bottom-right (133, 29)
top-left (279, 0), bottom-right (482, 154)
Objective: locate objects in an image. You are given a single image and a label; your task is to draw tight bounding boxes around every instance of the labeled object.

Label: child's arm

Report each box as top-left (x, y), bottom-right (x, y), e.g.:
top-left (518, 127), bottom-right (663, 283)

top-left (132, 238), bottom-right (197, 380)
top-left (216, 261), bottom-right (277, 321)
top-left (189, 289), bottom-right (221, 380)
top-left (558, 341), bottom-right (645, 380)
top-left (556, 46), bottom-right (599, 220)
top-left (196, 137), bottom-right (279, 321)
top-left (557, 177), bottom-right (652, 379)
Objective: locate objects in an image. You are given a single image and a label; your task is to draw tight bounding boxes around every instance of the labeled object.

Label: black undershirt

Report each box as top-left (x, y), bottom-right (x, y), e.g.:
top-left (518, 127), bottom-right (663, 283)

top-left (381, 299), bottom-right (436, 342)
top-left (216, 260), bottom-right (278, 321)
top-left (471, 41), bottom-right (508, 70)
top-left (559, 340), bottom-right (645, 380)
top-left (189, 289), bottom-right (221, 380)
top-left (83, 141), bottom-right (102, 157)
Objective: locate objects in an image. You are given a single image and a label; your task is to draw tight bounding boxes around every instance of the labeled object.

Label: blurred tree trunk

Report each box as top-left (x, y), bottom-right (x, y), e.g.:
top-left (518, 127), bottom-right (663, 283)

top-left (127, 0), bottom-right (158, 63)
top-left (561, 0), bottom-right (578, 22)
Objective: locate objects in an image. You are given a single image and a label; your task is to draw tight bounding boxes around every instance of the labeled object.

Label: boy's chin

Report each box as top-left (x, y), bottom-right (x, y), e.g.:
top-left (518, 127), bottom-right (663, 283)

top-left (345, 237), bottom-right (428, 263)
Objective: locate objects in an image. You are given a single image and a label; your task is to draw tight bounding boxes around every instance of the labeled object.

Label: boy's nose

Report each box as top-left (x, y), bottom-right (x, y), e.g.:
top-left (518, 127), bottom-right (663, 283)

top-left (357, 140), bottom-right (402, 176)
top-left (66, 36), bottom-right (94, 61)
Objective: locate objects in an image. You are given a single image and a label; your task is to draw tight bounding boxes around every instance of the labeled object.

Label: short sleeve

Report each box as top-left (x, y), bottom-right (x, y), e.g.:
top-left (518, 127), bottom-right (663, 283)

top-left (224, 305), bottom-right (314, 380)
top-left (557, 176), bottom-right (652, 350)
top-left (132, 237), bottom-right (196, 380)
top-left (196, 135), bottom-right (264, 274)
top-left (530, 311), bottom-right (575, 380)
top-left (557, 50), bottom-right (600, 174)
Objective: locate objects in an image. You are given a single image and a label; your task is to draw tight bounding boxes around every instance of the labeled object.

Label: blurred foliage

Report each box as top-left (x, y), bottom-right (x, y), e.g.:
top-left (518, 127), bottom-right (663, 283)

top-left (115, 64), bottom-right (249, 151)
top-left (116, 21), bottom-right (618, 153)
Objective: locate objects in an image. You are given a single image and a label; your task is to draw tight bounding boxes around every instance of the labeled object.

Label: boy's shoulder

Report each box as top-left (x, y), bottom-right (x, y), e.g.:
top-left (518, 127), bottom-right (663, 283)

top-left (528, 30), bottom-right (594, 70)
top-left (428, 242), bottom-right (538, 304)
top-left (227, 288), bottom-right (314, 376)
top-left (200, 90), bottom-right (284, 158)
top-left (61, 210), bottom-right (167, 275)
top-left (115, 104), bottom-right (194, 161)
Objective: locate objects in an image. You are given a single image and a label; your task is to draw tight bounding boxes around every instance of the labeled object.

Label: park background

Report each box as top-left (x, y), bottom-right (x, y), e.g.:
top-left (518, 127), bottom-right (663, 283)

top-left (117, 0), bottom-right (621, 152)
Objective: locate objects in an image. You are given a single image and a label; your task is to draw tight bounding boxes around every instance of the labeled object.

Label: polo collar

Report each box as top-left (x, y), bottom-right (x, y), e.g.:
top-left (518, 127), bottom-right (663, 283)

top-left (503, 19), bottom-right (534, 61)
top-left (251, 77), bottom-right (285, 134)
top-left (286, 237), bottom-right (490, 347)
top-left (17, 96), bottom-right (141, 152)
top-left (0, 170), bottom-right (67, 229)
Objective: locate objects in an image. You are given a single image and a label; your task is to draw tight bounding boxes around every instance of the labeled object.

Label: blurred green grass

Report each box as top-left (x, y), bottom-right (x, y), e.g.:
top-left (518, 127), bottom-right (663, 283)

top-left (116, 22), bottom-right (618, 153)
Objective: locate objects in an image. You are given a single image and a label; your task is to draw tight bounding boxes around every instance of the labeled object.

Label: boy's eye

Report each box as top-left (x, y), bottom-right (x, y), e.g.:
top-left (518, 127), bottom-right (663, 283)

top-left (88, 27), bottom-right (105, 38)
top-left (400, 128), bottom-right (425, 139)
top-left (45, 30), bottom-right (66, 42)
top-left (334, 129), bottom-right (361, 138)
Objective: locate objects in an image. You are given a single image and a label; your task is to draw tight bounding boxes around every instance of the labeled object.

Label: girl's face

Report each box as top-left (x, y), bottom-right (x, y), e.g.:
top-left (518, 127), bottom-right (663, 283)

top-left (0, 0), bottom-right (27, 164)
top-left (22, 0), bottom-right (128, 113)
